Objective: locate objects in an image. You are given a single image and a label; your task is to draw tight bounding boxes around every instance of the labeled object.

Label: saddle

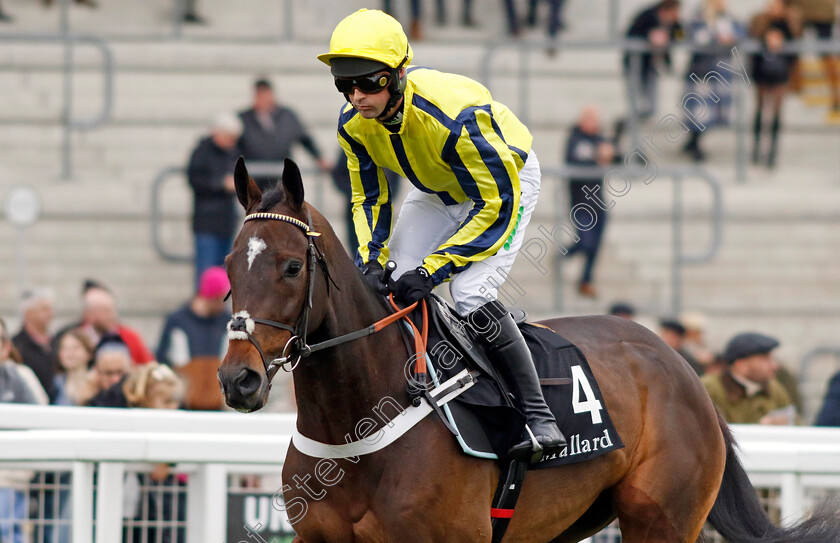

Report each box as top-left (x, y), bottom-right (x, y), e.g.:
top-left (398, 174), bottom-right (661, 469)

top-left (406, 295), bottom-right (624, 469)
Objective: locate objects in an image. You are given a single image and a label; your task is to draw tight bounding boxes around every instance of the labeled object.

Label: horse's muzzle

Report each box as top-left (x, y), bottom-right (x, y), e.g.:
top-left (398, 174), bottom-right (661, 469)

top-left (218, 364), bottom-right (268, 413)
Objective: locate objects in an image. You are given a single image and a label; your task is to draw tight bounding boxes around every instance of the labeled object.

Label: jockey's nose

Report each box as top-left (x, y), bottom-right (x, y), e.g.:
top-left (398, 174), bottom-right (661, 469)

top-left (233, 367), bottom-right (262, 397)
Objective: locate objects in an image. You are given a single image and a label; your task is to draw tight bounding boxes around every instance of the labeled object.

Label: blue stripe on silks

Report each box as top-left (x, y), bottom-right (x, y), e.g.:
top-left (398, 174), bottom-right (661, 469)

top-left (434, 107), bottom-right (514, 258)
top-left (339, 125), bottom-right (388, 262)
top-left (406, 66), bottom-right (430, 74)
top-left (390, 134), bottom-right (458, 206)
top-left (430, 260), bottom-right (473, 285)
top-left (412, 94), bottom-right (460, 132)
top-left (338, 104), bottom-right (358, 127)
top-left (508, 145), bottom-right (528, 163)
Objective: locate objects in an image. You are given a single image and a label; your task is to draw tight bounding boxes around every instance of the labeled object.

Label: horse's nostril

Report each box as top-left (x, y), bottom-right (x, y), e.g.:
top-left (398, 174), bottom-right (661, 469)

top-left (234, 368), bottom-right (262, 396)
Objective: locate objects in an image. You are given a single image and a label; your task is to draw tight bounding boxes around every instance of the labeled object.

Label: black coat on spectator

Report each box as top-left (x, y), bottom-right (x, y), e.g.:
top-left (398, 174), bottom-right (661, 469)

top-left (623, 4), bottom-right (683, 73)
top-left (237, 106), bottom-right (322, 179)
top-left (816, 371), bottom-right (840, 427)
top-left (11, 328), bottom-right (57, 401)
top-left (186, 136), bottom-right (238, 238)
top-left (86, 377), bottom-right (129, 408)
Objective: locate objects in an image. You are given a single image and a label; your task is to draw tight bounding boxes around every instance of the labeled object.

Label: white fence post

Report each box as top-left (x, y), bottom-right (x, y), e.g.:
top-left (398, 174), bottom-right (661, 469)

top-left (187, 463), bottom-right (228, 543)
top-left (95, 462), bottom-right (125, 543)
top-left (780, 472), bottom-right (804, 527)
top-left (71, 462), bottom-right (94, 543)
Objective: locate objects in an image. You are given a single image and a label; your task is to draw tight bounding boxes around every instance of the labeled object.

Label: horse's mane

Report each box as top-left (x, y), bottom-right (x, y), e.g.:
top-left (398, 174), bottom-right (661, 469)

top-left (256, 183), bottom-right (286, 212)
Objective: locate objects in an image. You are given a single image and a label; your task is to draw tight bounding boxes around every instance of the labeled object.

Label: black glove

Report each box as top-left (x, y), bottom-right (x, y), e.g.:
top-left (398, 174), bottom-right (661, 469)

top-left (393, 267), bottom-right (434, 305)
top-left (360, 261), bottom-right (390, 295)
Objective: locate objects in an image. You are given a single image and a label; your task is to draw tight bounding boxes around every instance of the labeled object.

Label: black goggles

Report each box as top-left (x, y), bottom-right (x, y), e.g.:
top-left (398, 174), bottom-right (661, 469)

top-left (333, 72), bottom-right (391, 94)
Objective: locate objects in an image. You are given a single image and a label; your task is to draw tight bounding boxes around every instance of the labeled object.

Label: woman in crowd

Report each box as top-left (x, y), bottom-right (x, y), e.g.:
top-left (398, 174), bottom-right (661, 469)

top-left (750, 0), bottom-right (801, 168)
top-left (682, 0), bottom-right (745, 161)
top-left (52, 328), bottom-right (94, 406)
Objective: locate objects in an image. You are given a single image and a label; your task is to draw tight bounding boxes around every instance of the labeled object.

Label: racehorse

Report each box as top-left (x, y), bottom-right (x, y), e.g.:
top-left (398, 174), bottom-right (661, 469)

top-left (218, 157), bottom-right (840, 543)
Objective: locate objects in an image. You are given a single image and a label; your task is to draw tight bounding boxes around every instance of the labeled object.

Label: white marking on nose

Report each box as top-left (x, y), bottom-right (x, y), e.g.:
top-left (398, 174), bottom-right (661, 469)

top-left (247, 237), bottom-right (267, 270)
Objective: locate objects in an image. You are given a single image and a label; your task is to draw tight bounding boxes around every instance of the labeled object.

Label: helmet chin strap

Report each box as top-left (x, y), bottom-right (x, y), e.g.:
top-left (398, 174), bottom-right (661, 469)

top-left (376, 68), bottom-right (405, 122)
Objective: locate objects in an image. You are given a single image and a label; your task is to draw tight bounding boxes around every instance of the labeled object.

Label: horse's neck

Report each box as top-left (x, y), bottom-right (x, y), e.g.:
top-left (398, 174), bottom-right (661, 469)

top-left (292, 252), bottom-right (409, 444)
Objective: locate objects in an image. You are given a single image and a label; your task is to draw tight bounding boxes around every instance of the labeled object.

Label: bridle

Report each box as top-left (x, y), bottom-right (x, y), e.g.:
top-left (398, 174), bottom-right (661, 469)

top-left (227, 210), bottom-right (419, 379)
top-left (227, 211), bottom-right (330, 376)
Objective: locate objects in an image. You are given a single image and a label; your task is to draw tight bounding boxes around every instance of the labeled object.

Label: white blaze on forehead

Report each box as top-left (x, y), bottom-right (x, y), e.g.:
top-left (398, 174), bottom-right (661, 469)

top-left (247, 237), bottom-right (267, 270)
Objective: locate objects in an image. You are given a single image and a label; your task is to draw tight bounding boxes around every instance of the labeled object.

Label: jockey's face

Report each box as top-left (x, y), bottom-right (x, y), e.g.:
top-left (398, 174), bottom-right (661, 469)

top-left (346, 71), bottom-right (394, 119)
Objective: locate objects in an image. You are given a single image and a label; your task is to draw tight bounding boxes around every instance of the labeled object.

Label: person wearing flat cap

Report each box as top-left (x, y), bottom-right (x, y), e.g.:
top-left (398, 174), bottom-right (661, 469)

top-left (701, 332), bottom-right (794, 424)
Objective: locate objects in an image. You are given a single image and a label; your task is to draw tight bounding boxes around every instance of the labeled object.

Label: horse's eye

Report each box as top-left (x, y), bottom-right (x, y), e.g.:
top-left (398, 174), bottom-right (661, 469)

top-left (285, 261), bottom-right (303, 277)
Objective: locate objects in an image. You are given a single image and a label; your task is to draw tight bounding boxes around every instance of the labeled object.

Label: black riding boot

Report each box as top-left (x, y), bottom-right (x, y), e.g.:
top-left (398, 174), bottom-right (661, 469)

top-left (469, 300), bottom-right (566, 462)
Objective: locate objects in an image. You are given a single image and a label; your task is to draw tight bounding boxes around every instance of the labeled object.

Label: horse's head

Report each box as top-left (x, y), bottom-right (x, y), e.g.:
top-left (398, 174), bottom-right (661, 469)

top-left (218, 157), bottom-right (329, 412)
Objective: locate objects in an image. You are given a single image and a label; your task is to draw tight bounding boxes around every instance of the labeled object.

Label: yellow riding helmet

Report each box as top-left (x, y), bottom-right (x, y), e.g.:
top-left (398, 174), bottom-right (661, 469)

top-left (318, 9), bottom-right (413, 73)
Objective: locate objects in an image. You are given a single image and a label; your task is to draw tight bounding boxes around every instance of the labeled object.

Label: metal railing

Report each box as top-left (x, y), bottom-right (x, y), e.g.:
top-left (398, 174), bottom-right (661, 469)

top-left (480, 37), bottom-right (840, 183)
top-left (542, 165), bottom-right (723, 314)
top-left (150, 161), bottom-right (327, 263)
top-left (0, 32), bottom-right (114, 179)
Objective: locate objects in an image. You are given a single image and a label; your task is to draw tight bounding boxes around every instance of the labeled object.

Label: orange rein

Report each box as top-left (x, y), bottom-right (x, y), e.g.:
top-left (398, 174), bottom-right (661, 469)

top-left (380, 295), bottom-right (429, 377)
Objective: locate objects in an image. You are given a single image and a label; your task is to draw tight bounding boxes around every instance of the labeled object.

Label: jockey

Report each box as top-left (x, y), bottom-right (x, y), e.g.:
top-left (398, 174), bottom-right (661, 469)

top-left (318, 9), bottom-right (566, 461)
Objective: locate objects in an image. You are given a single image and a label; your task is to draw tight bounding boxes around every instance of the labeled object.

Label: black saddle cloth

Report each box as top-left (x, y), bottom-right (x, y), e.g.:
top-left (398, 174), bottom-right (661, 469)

top-left (412, 296), bottom-right (623, 469)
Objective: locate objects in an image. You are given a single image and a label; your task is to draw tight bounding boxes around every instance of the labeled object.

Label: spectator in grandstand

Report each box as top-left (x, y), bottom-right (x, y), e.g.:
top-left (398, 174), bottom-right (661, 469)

top-left (0, 317), bottom-right (47, 543)
top-left (237, 78), bottom-right (330, 190)
top-left (83, 334), bottom-right (133, 407)
top-left (77, 286), bottom-right (154, 365)
top-left (749, 0), bottom-right (801, 168)
top-left (0, 0), bottom-right (11, 22)
top-left (701, 332), bottom-right (795, 424)
top-left (788, 0), bottom-right (840, 115)
top-left (181, 0), bottom-right (206, 24)
top-left (525, 0), bottom-right (567, 53)
top-left (609, 302), bottom-right (636, 320)
top-left (563, 105), bottom-right (615, 298)
top-left (12, 288), bottom-right (59, 402)
top-left (187, 111), bottom-right (241, 290)
top-left (659, 318), bottom-right (704, 376)
top-left (53, 328), bottom-right (95, 406)
top-left (156, 266), bottom-right (229, 410)
top-left (623, 0), bottom-right (684, 120)
top-left (815, 370), bottom-right (840, 426)
top-left (681, 0), bottom-right (745, 162)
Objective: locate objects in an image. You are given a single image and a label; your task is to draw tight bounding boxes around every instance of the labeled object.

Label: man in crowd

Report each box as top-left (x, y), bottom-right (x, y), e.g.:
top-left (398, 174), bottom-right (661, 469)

top-left (12, 288), bottom-right (58, 401)
top-left (237, 78), bottom-right (330, 190)
top-left (563, 105), bottom-right (615, 298)
top-left (187, 112), bottom-right (242, 289)
top-left (701, 332), bottom-right (795, 424)
top-left (624, 0), bottom-right (683, 120)
top-left (156, 266), bottom-right (230, 410)
top-left (80, 287), bottom-right (154, 365)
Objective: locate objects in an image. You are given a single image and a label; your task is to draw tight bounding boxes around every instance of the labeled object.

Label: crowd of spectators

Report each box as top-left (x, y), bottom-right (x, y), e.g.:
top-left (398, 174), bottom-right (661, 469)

top-left (605, 302), bottom-right (835, 428)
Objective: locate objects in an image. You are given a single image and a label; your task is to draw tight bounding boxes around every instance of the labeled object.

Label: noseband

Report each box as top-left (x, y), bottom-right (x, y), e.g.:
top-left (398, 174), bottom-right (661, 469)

top-left (227, 211), bottom-right (328, 374)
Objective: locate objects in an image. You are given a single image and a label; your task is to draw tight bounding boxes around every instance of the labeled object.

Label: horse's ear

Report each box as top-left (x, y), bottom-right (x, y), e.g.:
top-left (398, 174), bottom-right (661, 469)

top-left (234, 156), bottom-right (262, 211)
top-left (282, 158), bottom-right (304, 210)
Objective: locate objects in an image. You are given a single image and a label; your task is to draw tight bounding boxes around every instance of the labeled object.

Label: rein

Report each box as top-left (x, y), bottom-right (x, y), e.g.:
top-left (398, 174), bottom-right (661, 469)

top-left (227, 211), bottom-right (423, 377)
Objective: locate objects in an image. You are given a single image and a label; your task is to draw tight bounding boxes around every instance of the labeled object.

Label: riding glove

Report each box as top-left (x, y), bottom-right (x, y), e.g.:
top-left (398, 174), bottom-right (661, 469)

top-left (360, 261), bottom-right (390, 295)
top-left (393, 267), bottom-right (434, 305)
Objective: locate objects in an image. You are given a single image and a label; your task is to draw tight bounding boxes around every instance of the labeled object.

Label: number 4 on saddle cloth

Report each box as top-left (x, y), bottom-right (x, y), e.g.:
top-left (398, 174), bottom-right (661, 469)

top-left (414, 295), bottom-right (624, 469)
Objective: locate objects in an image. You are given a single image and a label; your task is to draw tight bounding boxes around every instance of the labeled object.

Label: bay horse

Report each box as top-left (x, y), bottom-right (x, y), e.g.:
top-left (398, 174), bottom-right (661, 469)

top-left (218, 157), bottom-right (839, 543)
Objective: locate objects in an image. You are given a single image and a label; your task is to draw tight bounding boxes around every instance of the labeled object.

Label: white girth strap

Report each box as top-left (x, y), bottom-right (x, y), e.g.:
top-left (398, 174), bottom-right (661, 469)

top-left (291, 369), bottom-right (475, 459)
